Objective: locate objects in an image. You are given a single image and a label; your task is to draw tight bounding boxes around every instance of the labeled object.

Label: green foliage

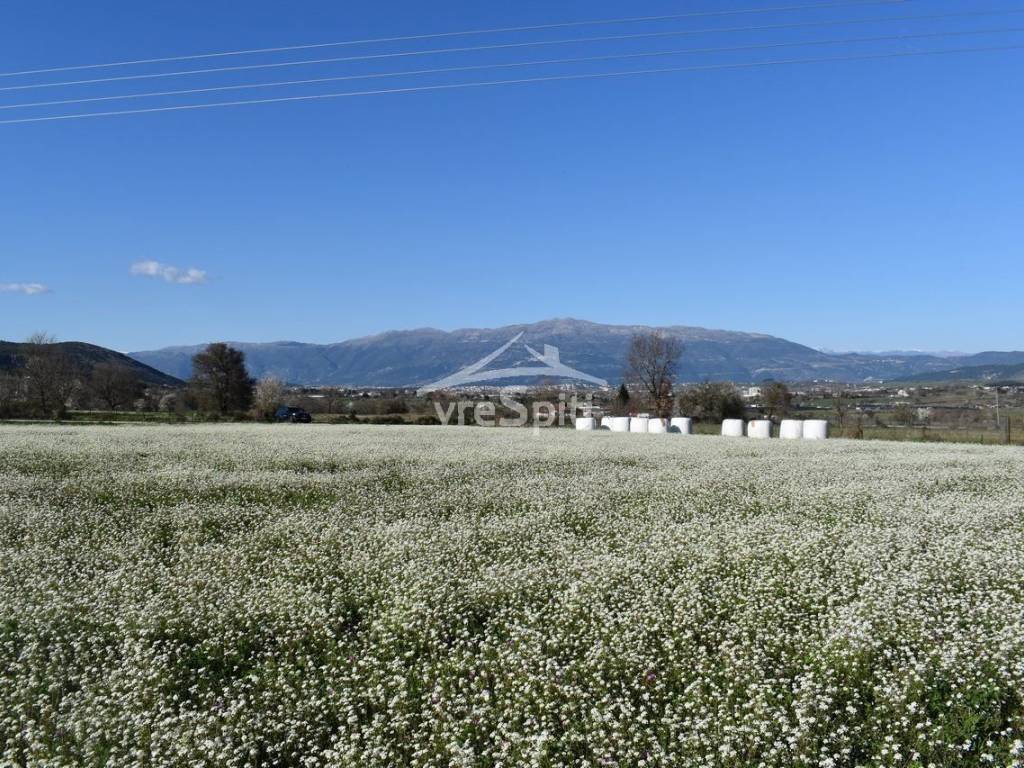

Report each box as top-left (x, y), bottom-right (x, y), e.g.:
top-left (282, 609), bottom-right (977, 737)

top-left (677, 381), bottom-right (746, 422)
top-left (189, 343), bottom-right (254, 415)
top-left (761, 381), bottom-right (793, 421)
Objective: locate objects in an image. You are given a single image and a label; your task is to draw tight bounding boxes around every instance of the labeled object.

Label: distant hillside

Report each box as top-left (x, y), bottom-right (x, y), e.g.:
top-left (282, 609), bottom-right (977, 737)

top-left (128, 318), bottom-right (1024, 387)
top-left (904, 361), bottom-right (1024, 384)
top-left (0, 341), bottom-right (182, 388)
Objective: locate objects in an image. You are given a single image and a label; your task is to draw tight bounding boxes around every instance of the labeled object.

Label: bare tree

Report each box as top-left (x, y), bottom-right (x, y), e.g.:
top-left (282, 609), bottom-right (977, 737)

top-left (25, 331), bottom-right (57, 346)
top-left (321, 387), bottom-right (343, 416)
top-left (253, 376), bottom-right (286, 421)
top-left (189, 343), bottom-right (254, 415)
top-left (89, 363), bottom-right (143, 411)
top-left (626, 332), bottom-right (681, 419)
top-left (20, 333), bottom-right (80, 419)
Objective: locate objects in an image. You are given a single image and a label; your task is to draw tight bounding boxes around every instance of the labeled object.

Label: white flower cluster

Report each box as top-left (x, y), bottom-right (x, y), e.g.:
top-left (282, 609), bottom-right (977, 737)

top-left (1, 424), bottom-right (1023, 767)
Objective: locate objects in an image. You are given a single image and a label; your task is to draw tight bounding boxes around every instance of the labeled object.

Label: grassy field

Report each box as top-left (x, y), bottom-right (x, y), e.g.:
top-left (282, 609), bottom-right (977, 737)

top-left (1, 425), bottom-right (1023, 767)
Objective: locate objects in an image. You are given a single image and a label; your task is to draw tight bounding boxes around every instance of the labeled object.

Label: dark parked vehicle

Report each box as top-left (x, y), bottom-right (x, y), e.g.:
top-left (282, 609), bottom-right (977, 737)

top-left (275, 406), bottom-right (312, 423)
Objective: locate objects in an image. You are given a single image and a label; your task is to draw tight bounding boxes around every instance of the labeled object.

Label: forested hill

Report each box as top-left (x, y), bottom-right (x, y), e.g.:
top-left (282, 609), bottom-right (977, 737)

top-left (0, 341), bottom-right (182, 388)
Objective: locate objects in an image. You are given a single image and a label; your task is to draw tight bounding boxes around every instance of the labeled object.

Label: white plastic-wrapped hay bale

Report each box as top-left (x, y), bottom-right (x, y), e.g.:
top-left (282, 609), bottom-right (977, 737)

top-left (747, 420), bottom-right (772, 439)
top-left (630, 417), bottom-right (650, 434)
top-left (669, 417), bottom-right (693, 435)
top-left (648, 418), bottom-right (668, 434)
top-left (607, 417), bottom-right (631, 433)
top-left (779, 420), bottom-right (804, 440)
top-left (721, 419), bottom-right (745, 437)
top-left (575, 417), bottom-right (596, 431)
top-left (803, 420), bottom-right (829, 440)
top-left (599, 417), bottom-right (614, 431)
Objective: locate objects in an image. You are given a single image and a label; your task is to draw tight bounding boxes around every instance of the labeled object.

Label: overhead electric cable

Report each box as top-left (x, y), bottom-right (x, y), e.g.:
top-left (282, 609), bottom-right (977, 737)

top-left (3, 25), bottom-right (1019, 112)
top-left (1, 42), bottom-right (1019, 126)
top-left (2, 6), bottom-right (1013, 94)
top-left (0, 0), bottom-right (913, 78)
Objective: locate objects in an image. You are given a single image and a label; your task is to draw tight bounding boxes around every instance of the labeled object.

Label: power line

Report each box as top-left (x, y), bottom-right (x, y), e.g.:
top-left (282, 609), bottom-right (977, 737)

top-left (4, 25), bottom-right (1020, 112)
top-left (2, 42), bottom-right (1019, 126)
top-left (0, 0), bottom-right (912, 78)
top-left (3, 6), bottom-right (1011, 94)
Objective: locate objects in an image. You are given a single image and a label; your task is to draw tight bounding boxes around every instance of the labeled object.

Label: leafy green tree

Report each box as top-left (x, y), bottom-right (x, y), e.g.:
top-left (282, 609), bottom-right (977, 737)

top-left (677, 382), bottom-right (745, 423)
top-left (761, 382), bottom-right (792, 422)
top-left (614, 382), bottom-right (630, 415)
top-left (189, 343), bottom-right (254, 415)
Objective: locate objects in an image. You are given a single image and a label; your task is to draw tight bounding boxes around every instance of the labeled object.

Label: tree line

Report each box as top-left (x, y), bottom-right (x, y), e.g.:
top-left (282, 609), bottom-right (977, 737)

top-left (0, 336), bottom-right (267, 421)
top-left (0, 333), bottom-right (147, 419)
top-left (1, 330), bottom-right (797, 425)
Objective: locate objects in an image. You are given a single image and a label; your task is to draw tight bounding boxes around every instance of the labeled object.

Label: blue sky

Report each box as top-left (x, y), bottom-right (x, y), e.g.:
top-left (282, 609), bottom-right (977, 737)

top-left (1, 0), bottom-right (1021, 353)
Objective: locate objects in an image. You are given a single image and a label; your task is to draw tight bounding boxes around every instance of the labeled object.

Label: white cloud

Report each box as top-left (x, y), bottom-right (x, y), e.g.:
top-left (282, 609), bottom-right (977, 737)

top-left (131, 260), bottom-right (207, 285)
top-left (0, 282), bottom-right (50, 295)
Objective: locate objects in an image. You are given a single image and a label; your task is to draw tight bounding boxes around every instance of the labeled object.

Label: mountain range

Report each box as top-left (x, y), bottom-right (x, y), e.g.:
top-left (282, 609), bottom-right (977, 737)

top-left (128, 319), bottom-right (1024, 387)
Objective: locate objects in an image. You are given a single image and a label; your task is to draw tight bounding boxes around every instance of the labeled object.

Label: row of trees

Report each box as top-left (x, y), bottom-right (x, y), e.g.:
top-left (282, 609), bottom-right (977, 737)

top-left (613, 379), bottom-right (749, 423)
top-left (0, 336), bottom-right (265, 420)
top-left (3, 330), bottom-right (799, 424)
top-left (188, 336), bottom-right (791, 424)
top-left (1, 335), bottom-right (410, 423)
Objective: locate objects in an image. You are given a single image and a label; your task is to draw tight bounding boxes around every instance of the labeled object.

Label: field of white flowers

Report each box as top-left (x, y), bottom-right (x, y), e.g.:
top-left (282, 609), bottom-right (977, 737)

top-left (1, 425), bottom-right (1023, 767)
